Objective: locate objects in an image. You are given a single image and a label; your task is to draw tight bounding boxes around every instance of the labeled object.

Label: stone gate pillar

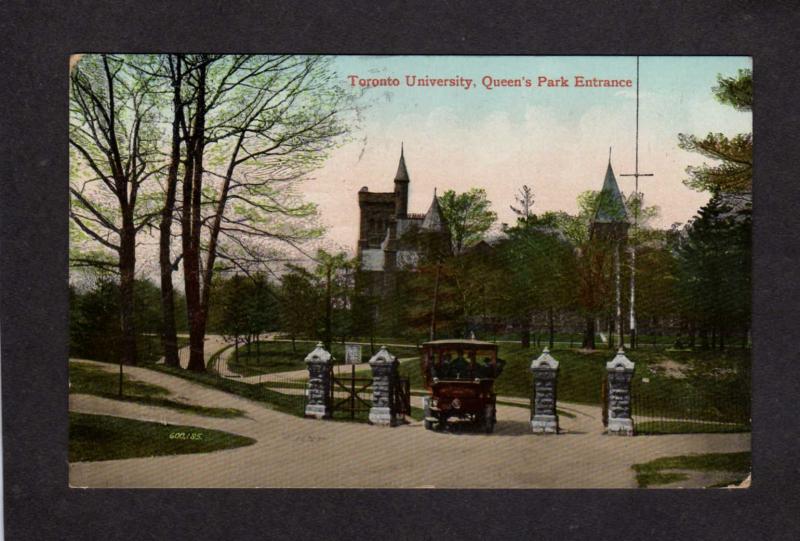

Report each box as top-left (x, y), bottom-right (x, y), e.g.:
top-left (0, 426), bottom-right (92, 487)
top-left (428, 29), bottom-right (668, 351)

top-left (304, 342), bottom-right (332, 419)
top-left (530, 347), bottom-right (560, 434)
top-left (606, 348), bottom-right (635, 436)
top-left (368, 346), bottom-right (398, 426)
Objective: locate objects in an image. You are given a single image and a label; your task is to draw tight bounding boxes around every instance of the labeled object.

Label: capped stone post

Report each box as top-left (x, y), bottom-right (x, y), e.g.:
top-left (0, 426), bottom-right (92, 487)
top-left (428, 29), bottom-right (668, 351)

top-left (606, 348), bottom-right (635, 436)
top-left (304, 342), bottom-right (332, 419)
top-left (368, 346), bottom-right (398, 426)
top-left (530, 347), bottom-right (560, 434)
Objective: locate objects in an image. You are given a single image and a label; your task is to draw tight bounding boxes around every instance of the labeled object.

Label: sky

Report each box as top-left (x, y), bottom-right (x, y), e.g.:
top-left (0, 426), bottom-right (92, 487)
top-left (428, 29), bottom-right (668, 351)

top-left (301, 55), bottom-right (752, 252)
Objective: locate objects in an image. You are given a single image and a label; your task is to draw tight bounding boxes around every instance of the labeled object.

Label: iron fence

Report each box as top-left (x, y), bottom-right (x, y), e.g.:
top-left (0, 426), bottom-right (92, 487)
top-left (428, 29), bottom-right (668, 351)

top-left (630, 375), bottom-right (751, 434)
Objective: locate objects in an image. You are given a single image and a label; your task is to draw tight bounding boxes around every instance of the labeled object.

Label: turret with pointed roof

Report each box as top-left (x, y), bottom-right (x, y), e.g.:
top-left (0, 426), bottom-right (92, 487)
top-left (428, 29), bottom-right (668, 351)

top-left (591, 159), bottom-right (630, 241)
top-left (356, 145), bottom-right (451, 295)
top-left (421, 188), bottom-right (446, 232)
top-left (394, 143), bottom-right (410, 218)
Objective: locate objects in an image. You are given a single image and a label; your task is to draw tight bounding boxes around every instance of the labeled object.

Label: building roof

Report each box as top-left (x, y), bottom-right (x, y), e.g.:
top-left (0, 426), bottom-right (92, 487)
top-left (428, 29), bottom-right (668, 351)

top-left (421, 192), bottom-right (446, 231)
top-left (394, 144), bottom-right (409, 182)
top-left (359, 191), bottom-right (396, 204)
top-left (593, 162), bottom-right (629, 224)
top-left (422, 339), bottom-right (498, 349)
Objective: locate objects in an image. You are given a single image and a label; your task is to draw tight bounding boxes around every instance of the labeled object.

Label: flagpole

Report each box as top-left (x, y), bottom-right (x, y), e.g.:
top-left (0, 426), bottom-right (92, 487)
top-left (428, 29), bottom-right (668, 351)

top-left (620, 56), bottom-right (654, 350)
top-left (630, 56), bottom-right (639, 350)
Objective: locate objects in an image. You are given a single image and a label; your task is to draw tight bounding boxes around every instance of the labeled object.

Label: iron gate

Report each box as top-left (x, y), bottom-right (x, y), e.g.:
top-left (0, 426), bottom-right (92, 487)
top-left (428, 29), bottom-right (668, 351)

top-left (327, 366), bottom-right (411, 420)
top-left (329, 366), bottom-right (372, 419)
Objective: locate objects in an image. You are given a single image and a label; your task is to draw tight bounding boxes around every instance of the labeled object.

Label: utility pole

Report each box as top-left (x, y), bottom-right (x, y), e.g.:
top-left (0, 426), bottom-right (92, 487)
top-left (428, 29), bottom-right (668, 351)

top-left (620, 56), bottom-right (654, 350)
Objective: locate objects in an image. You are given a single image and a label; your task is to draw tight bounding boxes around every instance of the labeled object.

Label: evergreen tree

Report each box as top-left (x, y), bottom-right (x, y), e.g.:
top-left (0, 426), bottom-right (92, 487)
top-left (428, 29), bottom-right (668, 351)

top-left (673, 193), bottom-right (751, 349)
top-left (678, 69), bottom-right (752, 194)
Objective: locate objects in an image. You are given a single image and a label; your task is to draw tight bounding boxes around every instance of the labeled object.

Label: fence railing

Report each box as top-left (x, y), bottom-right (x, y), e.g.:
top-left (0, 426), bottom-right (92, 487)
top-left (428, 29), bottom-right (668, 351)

top-left (630, 377), bottom-right (751, 434)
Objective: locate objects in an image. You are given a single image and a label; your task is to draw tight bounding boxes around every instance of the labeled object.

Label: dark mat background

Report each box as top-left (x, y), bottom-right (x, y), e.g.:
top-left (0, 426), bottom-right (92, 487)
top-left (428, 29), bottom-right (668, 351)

top-left (1, 1), bottom-right (799, 539)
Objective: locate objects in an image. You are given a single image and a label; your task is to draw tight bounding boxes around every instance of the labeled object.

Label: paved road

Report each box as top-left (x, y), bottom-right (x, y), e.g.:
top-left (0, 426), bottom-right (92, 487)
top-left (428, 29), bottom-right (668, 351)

top-left (69, 359), bottom-right (750, 489)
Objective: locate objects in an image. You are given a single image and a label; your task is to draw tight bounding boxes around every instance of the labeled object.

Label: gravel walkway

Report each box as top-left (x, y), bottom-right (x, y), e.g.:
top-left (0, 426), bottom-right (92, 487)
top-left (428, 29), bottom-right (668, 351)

top-left (69, 359), bottom-right (750, 489)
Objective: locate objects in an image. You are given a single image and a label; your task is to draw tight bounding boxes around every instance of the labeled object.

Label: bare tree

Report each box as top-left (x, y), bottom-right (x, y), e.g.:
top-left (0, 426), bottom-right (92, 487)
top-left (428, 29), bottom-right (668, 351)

top-left (510, 184), bottom-right (535, 218)
top-left (69, 54), bottom-right (163, 365)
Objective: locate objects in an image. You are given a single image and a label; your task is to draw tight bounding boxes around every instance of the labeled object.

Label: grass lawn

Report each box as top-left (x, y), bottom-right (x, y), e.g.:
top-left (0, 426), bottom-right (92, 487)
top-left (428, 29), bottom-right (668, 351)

top-left (147, 363), bottom-right (420, 425)
top-left (397, 344), bottom-right (750, 426)
top-left (69, 412), bottom-right (255, 462)
top-left (224, 340), bottom-right (420, 377)
top-left (632, 451), bottom-right (751, 488)
top-left (135, 334), bottom-right (190, 363)
top-left (69, 361), bottom-right (244, 418)
top-left (148, 363), bottom-right (308, 418)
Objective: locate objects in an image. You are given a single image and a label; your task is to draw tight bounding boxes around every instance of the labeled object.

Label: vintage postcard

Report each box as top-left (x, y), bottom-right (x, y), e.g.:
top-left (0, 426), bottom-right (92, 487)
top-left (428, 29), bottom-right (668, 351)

top-left (68, 55), bottom-right (751, 489)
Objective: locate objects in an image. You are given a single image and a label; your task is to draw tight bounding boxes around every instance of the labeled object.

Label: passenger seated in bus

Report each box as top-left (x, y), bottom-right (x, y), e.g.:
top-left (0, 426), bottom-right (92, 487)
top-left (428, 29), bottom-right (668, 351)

top-left (431, 354), bottom-right (452, 379)
top-left (476, 358), bottom-right (494, 378)
top-left (449, 355), bottom-right (470, 379)
top-left (476, 357), bottom-right (506, 378)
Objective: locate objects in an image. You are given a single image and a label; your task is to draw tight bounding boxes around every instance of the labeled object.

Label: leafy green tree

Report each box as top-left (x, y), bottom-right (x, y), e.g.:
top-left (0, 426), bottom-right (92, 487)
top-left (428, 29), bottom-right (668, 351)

top-left (439, 188), bottom-right (497, 255)
top-left (245, 274), bottom-right (280, 356)
top-left (70, 277), bottom-right (167, 363)
top-left (500, 215), bottom-right (578, 348)
top-left (70, 54), bottom-right (164, 365)
top-left (212, 274), bottom-right (250, 362)
top-left (313, 250), bottom-right (353, 351)
top-left (175, 55), bottom-right (352, 371)
top-left (278, 265), bottom-right (321, 352)
top-left (69, 279), bottom-right (121, 362)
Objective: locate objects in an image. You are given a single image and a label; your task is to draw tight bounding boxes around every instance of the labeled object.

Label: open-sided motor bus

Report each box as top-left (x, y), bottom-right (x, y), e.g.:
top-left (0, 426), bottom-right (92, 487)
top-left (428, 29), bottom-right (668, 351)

top-left (420, 339), bottom-right (505, 433)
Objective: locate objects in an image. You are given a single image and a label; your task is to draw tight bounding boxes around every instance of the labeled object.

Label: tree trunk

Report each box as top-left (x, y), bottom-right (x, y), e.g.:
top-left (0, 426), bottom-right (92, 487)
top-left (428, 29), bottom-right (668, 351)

top-left (183, 62), bottom-right (208, 373)
top-left (118, 215), bottom-right (138, 365)
top-left (608, 315), bottom-right (615, 350)
top-left (521, 323), bottom-right (531, 348)
top-left (548, 307), bottom-right (555, 349)
top-left (324, 264), bottom-right (332, 351)
top-left (429, 263), bottom-right (441, 341)
top-left (582, 316), bottom-right (595, 349)
top-left (158, 55), bottom-right (183, 367)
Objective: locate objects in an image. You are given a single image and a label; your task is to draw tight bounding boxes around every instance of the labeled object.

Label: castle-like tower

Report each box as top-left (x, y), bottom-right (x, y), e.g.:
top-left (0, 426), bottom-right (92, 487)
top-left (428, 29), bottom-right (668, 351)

top-left (356, 145), bottom-right (448, 294)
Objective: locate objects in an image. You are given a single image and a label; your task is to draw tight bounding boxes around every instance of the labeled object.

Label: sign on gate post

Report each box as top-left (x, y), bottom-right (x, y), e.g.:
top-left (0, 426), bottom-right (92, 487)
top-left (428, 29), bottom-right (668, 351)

top-left (345, 343), bottom-right (362, 364)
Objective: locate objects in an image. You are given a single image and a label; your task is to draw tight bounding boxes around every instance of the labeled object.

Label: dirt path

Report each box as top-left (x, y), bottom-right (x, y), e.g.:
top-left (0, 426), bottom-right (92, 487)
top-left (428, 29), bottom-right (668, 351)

top-left (158, 334), bottom-right (232, 370)
top-left (69, 359), bottom-right (750, 489)
top-left (212, 334), bottom-right (418, 383)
